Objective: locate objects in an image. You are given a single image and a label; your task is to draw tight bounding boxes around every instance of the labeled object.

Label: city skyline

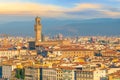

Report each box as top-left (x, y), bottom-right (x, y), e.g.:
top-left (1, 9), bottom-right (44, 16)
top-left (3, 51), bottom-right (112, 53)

top-left (0, 1), bottom-right (120, 79)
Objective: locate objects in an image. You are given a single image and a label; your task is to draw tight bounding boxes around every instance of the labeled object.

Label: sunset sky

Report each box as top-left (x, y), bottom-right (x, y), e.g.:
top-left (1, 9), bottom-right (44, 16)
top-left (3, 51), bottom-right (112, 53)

top-left (0, 0), bottom-right (120, 23)
top-left (0, 0), bottom-right (120, 36)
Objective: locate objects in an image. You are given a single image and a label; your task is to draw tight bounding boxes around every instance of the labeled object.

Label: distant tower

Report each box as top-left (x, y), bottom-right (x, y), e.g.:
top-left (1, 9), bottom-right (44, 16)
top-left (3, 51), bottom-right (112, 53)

top-left (34, 16), bottom-right (42, 45)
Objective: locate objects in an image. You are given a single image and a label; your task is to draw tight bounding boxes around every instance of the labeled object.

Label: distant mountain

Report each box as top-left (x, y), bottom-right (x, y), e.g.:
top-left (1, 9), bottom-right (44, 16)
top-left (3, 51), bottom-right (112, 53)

top-left (0, 21), bottom-right (34, 36)
top-left (0, 18), bottom-right (120, 36)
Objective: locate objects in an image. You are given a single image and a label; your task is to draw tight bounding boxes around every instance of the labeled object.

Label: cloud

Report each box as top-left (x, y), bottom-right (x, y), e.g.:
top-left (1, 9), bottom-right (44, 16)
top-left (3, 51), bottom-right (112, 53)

top-left (65, 3), bottom-right (120, 18)
top-left (0, 2), bottom-right (120, 19)
top-left (72, 3), bottom-right (101, 11)
top-left (102, 10), bottom-right (120, 17)
top-left (64, 3), bottom-right (104, 19)
top-left (0, 2), bottom-right (66, 18)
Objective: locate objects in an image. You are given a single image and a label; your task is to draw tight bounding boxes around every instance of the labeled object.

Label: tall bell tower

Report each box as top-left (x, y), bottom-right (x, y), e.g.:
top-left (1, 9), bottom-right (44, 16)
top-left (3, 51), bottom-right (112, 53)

top-left (34, 16), bottom-right (42, 45)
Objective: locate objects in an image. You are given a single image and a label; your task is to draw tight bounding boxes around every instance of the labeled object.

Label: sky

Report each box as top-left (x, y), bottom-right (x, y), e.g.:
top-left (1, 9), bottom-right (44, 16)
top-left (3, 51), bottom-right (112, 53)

top-left (0, 0), bottom-right (120, 23)
top-left (0, 0), bottom-right (120, 36)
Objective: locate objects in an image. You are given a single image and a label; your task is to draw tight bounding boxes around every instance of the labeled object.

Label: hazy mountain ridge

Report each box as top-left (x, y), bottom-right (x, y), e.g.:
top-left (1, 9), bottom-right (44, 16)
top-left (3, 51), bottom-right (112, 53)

top-left (0, 18), bottom-right (120, 36)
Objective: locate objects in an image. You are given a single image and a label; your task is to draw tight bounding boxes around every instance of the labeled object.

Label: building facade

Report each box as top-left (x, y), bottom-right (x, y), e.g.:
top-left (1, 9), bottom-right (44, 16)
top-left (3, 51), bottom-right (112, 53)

top-left (56, 68), bottom-right (63, 80)
top-left (25, 67), bottom-right (40, 80)
top-left (2, 65), bottom-right (16, 79)
top-left (60, 49), bottom-right (95, 58)
top-left (62, 68), bottom-right (75, 80)
top-left (42, 68), bottom-right (57, 80)
top-left (75, 70), bottom-right (93, 80)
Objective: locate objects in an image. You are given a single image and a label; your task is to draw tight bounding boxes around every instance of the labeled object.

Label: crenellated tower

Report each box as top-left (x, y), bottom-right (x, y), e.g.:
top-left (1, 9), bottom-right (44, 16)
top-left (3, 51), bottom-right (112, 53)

top-left (34, 16), bottom-right (42, 45)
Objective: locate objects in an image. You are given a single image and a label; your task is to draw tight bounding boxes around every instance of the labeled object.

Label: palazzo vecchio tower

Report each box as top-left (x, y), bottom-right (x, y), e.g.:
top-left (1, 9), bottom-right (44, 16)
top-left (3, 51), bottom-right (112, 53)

top-left (34, 16), bottom-right (42, 45)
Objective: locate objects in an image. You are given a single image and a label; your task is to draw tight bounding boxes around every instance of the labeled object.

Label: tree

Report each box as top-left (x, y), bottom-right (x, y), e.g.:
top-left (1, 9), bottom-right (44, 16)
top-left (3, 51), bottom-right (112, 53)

top-left (15, 68), bottom-right (25, 79)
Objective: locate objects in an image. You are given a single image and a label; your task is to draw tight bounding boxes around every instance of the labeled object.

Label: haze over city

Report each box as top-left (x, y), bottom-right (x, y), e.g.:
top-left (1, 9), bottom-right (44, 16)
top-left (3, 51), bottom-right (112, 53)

top-left (0, 0), bottom-right (120, 36)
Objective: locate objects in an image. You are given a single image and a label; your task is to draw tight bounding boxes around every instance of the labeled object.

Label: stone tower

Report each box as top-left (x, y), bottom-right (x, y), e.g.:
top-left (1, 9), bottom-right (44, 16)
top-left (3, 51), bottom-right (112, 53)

top-left (34, 16), bottom-right (42, 45)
